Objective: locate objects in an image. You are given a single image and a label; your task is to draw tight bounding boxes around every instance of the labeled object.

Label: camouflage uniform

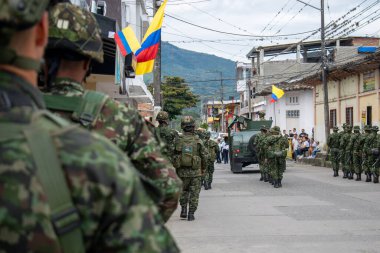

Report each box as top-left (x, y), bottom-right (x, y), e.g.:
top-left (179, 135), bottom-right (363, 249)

top-left (349, 126), bottom-right (362, 180)
top-left (327, 126), bottom-right (340, 177)
top-left (156, 111), bottom-right (179, 162)
top-left (363, 126), bottom-right (378, 182)
top-left (0, 2), bottom-right (179, 252)
top-left (358, 125), bottom-right (371, 181)
top-left (43, 4), bottom-right (181, 222)
top-left (203, 132), bottom-right (219, 189)
top-left (248, 125), bottom-right (268, 181)
top-left (174, 116), bottom-right (208, 221)
top-left (346, 126), bottom-right (360, 180)
top-left (267, 126), bottom-right (288, 188)
top-left (340, 124), bottom-right (352, 179)
top-left (369, 126), bottom-right (380, 183)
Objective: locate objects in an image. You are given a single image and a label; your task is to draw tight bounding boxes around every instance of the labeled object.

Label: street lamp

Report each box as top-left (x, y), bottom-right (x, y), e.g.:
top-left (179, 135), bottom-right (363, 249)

top-left (296, 0), bottom-right (329, 144)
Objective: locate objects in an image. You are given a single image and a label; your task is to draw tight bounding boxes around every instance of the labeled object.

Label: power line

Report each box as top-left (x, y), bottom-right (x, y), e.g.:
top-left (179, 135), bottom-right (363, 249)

top-left (261, 0), bottom-right (293, 33)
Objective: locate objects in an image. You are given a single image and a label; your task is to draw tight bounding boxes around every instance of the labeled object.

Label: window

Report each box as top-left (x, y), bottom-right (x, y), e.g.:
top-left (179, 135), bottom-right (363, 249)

top-left (346, 107), bottom-right (353, 126)
top-left (286, 110), bottom-right (300, 118)
top-left (287, 96), bottom-right (299, 105)
top-left (330, 109), bottom-right (337, 128)
top-left (97, 1), bottom-right (107, 16)
top-left (367, 106), bottom-right (372, 126)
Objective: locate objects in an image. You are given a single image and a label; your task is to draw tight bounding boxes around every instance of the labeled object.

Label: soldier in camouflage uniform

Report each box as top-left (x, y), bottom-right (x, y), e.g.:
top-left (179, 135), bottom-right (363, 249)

top-left (42, 3), bottom-right (181, 222)
top-left (369, 126), bottom-right (380, 183)
top-left (267, 126), bottom-right (288, 188)
top-left (156, 111), bottom-right (179, 162)
top-left (340, 124), bottom-right (352, 179)
top-left (174, 116), bottom-right (208, 221)
top-left (0, 1), bottom-right (179, 252)
top-left (362, 125), bottom-right (375, 182)
top-left (358, 125), bottom-right (371, 181)
top-left (203, 131), bottom-right (219, 190)
top-left (327, 126), bottom-right (341, 177)
top-left (350, 126), bottom-right (362, 181)
top-left (345, 126), bottom-right (360, 180)
top-left (248, 125), bottom-right (268, 181)
top-left (363, 126), bottom-right (378, 182)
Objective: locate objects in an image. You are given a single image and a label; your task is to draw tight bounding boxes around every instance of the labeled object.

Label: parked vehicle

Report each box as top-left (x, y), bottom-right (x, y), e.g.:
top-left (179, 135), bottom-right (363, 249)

top-left (228, 116), bottom-right (272, 173)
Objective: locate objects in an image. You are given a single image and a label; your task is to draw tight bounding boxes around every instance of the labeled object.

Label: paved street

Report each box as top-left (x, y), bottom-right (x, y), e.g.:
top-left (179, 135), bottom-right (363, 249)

top-left (167, 162), bottom-right (380, 253)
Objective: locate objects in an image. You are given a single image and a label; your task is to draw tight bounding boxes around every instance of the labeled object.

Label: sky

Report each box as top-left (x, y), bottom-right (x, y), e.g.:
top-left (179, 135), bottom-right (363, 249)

top-left (146, 0), bottom-right (380, 62)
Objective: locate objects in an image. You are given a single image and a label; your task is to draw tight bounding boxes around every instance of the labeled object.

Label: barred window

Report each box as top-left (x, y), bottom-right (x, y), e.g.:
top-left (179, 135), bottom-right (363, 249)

top-left (286, 110), bottom-right (300, 118)
top-left (330, 109), bottom-right (337, 128)
top-left (346, 107), bottom-right (353, 126)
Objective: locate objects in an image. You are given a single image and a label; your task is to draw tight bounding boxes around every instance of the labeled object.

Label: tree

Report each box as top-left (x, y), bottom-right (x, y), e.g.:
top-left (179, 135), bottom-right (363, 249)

top-left (149, 76), bottom-right (199, 120)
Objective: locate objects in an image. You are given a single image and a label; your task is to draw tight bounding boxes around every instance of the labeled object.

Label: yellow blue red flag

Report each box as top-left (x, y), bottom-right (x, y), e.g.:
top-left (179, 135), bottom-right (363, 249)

top-left (270, 85), bottom-right (285, 103)
top-left (114, 25), bottom-right (141, 56)
top-left (135, 0), bottom-right (168, 75)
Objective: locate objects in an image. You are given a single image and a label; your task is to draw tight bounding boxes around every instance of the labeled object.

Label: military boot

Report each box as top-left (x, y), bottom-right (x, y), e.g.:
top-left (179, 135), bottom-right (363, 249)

top-left (259, 173), bottom-right (264, 181)
top-left (373, 174), bottom-right (379, 184)
top-left (367, 173), bottom-right (372, 182)
top-left (333, 170), bottom-right (339, 177)
top-left (180, 206), bottom-right (187, 219)
top-left (204, 182), bottom-right (209, 190)
top-left (278, 179), bottom-right (282, 188)
top-left (343, 171), bottom-right (348, 179)
top-left (274, 180), bottom-right (280, 188)
top-left (355, 173), bottom-right (361, 181)
top-left (187, 212), bottom-right (195, 221)
top-left (348, 172), bottom-right (353, 180)
top-left (365, 173), bottom-right (370, 182)
top-left (264, 173), bottom-right (269, 182)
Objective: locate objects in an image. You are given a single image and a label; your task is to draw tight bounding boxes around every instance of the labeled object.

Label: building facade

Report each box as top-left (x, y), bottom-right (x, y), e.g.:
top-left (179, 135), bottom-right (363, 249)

top-left (203, 100), bottom-right (241, 133)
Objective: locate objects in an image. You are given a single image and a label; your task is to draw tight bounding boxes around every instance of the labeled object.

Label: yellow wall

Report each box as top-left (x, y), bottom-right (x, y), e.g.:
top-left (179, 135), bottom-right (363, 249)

top-left (340, 75), bottom-right (358, 97)
top-left (359, 93), bottom-right (379, 127)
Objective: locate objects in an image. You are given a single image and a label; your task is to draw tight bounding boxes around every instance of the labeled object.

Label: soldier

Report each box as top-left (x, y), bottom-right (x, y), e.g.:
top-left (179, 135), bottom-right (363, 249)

top-left (340, 124), bottom-right (352, 179)
top-left (0, 1), bottom-right (179, 252)
top-left (203, 131), bottom-right (219, 190)
top-left (328, 126), bottom-right (341, 177)
top-left (267, 126), bottom-right (288, 188)
top-left (42, 3), bottom-right (181, 222)
top-left (369, 126), bottom-right (380, 183)
top-left (350, 126), bottom-right (362, 181)
top-left (361, 125), bottom-right (373, 182)
top-left (364, 126), bottom-right (379, 183)
top-left (156, 111), bottom-right (179, 162)
top-left (174, 116), bottom-right (208, 221)
top-left (347, 126), bottom-right (360, 180)
top-left (248, 125), bottom-right (268, 181)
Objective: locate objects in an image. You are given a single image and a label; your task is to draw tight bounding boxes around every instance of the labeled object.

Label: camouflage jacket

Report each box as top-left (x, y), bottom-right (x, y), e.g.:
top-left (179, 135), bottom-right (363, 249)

top-left (355, 132), bottom-right (369, 154)
top-left (267, 134), bottom-right (288, 158)
top-left (327, 132), bottom-right (340, 149)
top-left (45, 78), bottom-right (182, 222)
top-left (340, 132), bottom-right (352, 153)
top-left (157, 125), bottom-right (179, 159)
top-left (205, 138), bottom-right (219, 163)
top-left (348, 132), bottom-right (361, 154)
top-left (174, 132), bottom-right (208, 177)
top-left (364, 132), bottom-right (378, 156)
top-left (0, 71), bottom-right (179, 253)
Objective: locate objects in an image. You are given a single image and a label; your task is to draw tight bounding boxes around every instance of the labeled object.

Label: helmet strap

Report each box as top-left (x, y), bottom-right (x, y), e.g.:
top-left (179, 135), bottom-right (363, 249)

top-left (0, 47), bottom-right (41, 72)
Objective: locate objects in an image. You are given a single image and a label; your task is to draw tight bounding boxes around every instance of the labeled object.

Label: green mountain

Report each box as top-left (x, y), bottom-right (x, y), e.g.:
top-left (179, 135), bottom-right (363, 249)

top-left (152, 42), bottom-right (238, 101)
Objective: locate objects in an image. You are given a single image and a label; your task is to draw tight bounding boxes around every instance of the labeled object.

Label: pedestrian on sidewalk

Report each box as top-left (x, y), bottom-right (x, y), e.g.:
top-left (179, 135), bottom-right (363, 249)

top-left (222, 136), bottom-right (230, 164)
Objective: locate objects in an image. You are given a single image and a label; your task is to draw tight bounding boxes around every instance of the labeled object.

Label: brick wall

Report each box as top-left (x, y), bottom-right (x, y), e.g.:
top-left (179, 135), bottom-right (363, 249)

top-left (352, 37), bottom-right (380, 47)
top-left (138, 103), bottom-right (154, 118)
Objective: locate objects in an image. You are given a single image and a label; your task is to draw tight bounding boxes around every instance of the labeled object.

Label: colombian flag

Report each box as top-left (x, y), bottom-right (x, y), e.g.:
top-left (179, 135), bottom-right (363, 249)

top-left (270, 85), bottom-right (285, 103)
top-left (135, 0), bottom-right (168, 75)
top-left (114, 26), bottom-right (141, 56)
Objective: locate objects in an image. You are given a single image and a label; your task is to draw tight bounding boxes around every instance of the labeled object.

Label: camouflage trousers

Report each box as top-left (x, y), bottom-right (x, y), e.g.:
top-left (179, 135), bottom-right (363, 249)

top-left (330, 149), bottom-right (340, 172)
top-left (353, 152), bottom-right (362, 174)
top-left (203, 162), bottom-right (215, 185)
top-left (362, 154), bottom-right (371, 174)
top-left (179, 176), bottom-right (202, 213)
top-left (341, 152), bottom-right (352, 173)
top-left (268, 157), bottom-right (286, 180)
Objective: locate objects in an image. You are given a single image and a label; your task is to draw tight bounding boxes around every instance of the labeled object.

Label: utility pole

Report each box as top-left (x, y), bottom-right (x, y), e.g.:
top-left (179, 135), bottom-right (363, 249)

top-left (296, 0), bottom-right (329, 144)
top-left (247, 81), bottom-right (252, 119)
top-left (220, 72), bottom-right (225, 132)
top-left (153, 0), bottom-right (162, 107)
top-left (321, 0), bottom-right (330, 144)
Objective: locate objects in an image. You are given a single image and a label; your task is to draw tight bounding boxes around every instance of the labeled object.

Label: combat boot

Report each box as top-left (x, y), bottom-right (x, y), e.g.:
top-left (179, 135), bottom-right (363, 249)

top-left (343, 171), bottom-right (347, 179)
top-left (367, 173), bottom-right (372, 182)
top-left (355, 173), bottom-right (361, 181)
top-left (365, 173), bottom-right (371, 182)
top-left (348, 172), bottom-right (353, 180)
top-left (180, 206), bottom-right (187, 219)
top-left (264, 173), bottom-right (269, 182)
top-left (187, 212), bottom-right (195, 221)
top-left (208, 182), bottom-right (212, 189)
top-left (204, 183), bottom-right (209, 190)
top-left (373, 175), bottom-right (379, 184)
top-left (259, 173), bottom-right (264, 181)
top-left (333, 170), bottom-right (339, 177)
top-left (274, 180), bottom-right (280, 188)
top-left (278, 179), bottom-right (282, 188)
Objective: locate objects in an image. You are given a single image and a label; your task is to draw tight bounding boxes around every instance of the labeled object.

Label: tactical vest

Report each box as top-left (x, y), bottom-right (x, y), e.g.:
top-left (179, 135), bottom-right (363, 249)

top-left (206, 140), bottom-right (217, 161)
top-left (44, 90), bottom-right (109, 128)
top-left (0, 111), bottom-right (85, 253)
top-left (174, 134), bottom-right (202, 170)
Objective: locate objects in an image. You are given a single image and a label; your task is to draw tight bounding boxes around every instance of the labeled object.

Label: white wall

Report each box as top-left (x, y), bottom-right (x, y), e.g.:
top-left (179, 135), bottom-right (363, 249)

top-left (265, 90), bottom-right (314, 137)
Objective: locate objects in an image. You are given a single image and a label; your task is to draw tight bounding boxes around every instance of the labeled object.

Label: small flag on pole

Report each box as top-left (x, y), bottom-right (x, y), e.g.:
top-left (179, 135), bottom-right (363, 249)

top-left (270, 85), bottom-right (285, 103)
top-left (114, 26), bottom-right (141, 56)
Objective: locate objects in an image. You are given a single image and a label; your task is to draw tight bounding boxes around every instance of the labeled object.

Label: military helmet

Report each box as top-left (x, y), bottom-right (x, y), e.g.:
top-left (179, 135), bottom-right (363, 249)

top-left (342, 123), bottom-right (348, 129)
top-left (156, 111), bottom-right (169, 121)
top-left (181, 116), bottom-right (195, 129)
top-left (372, 126), bottom-right (379, 132)
top-left (364, 125), bottom-right (372, 132)
top-left (260, 125), bottom-right (268, 131)
top-left (205, 131), bottom-right (211, 138)
top-left (47, 3), bottom-right (104, 63)
top-left (353, 126), bottom-right (360, 132)
top-left (333, 126), bottom-right (339, 132)
top-left (270, 126), bottom-right (281, 134)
